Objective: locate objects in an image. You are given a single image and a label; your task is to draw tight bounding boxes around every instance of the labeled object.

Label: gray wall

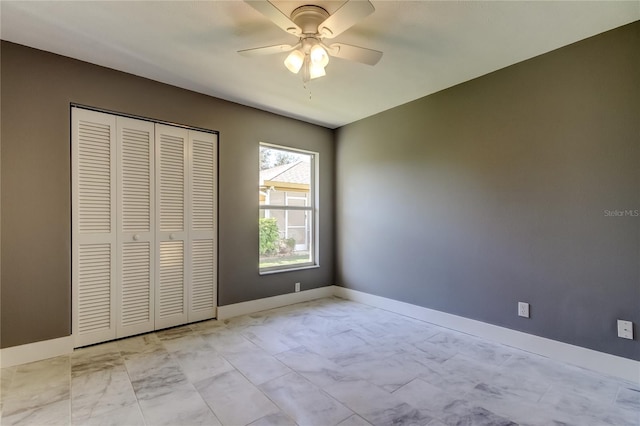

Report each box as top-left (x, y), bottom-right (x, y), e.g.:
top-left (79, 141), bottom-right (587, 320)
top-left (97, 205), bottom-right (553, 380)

top-left (336, 22), bottom-right (639, 360)
top-left (1, 41), bottom-right (335, 349)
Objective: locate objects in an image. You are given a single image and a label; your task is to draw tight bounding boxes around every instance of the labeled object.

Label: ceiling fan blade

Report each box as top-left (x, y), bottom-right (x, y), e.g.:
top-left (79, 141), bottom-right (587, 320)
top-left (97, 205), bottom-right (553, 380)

top-left (238, 44), bottom-right (296, 57)
top-left (327, 43), bottom-right (383, 65)
top-left (318, 0), bottom-right (375, 39)
top-left (245, 0), bottom-right (301, 36)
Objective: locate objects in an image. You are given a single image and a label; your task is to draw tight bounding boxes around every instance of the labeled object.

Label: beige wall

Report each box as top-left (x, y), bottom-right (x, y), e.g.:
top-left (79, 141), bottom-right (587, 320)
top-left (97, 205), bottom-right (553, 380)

top-left (0, 41), bottom-right (335, 349)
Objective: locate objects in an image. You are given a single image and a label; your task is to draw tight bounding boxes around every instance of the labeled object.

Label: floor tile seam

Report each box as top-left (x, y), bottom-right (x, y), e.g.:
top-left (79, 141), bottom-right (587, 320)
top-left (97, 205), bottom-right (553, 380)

top-left (1, 395), bottom-right (72, 424)
top-left (263, 342), bottom-right (306, 357)
top-left (2, 377), bottom-right (69, 397)
top-left (251, 374), bottom-right (301, 424)
top-left (426, 330), bottom-right (519, 360)
top-left (494, 353), bottom-right (515, 368)
top-left (328, 378), bottom-right (394, 412)
top-left (526, 381), bottom-right (552, 404)
top-left (194, 376), bottom-right (270, 426)
top-left (0, 380), bottom-right (72, 418)
top-left (70, 397), bottom-right (138, 424)
top-left (249, 359), bottom-right (293, 387)
top-left (216, 348), bottom-right (277, 377)
top-left (444, 352), bottom-right (506, 375)
top-left (602, 390), bottom-right (619, 407)
top-left (384, 386), bottom-right (447, 423)
top-left (69, 370), bottom-right (121, 421)
top-left (119, 348), bottom-right (148, 426)
top-left (236, 330), bottom-right (281, 354)
top-left (191, 382), bottom-right (216, 417)
top-left (258, 364), bottom-right (370, 425)
top-left (9, 356), bottom-right (71, 379)
top-left (477, 366), bottom-right (553, 404)
top-left (182, 381), bottom-right (224, 426)
top-left (298, 371), bottom-right (356, 420)
top-left (257, 369), bottom-right (354, 426)
top-left (612, 384), bottom-right (627, 405)
top-left (69, 402), bottom-right (147, 426)
top-left (207, 403), bottom-right (224, 426)
top-left (188, 356), bottom-right (287, 420)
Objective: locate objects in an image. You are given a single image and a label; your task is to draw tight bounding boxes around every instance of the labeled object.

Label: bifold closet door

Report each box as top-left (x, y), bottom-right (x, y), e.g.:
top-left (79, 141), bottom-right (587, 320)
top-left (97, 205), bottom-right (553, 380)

top-left (155, 126), bottom-right (218, 328)
top-left (72, 109), bottom-right (117, 347)
top-left (73, 110), bottom-right (155, 345)
top-left (188, 130), bottom-right (217, 322)
top-left (73, 108), bottom-right (217, 347)
top-left (155, 124), bottom-right (189, 329)
top-left (116, 117), bottom-right (155, 338)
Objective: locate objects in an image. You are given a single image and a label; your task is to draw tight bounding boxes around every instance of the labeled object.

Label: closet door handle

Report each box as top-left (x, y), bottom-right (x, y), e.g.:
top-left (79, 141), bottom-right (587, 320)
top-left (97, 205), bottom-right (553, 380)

top-left (133, 234), bottom-right (140, 241)
top-left (169, 233), bottom-right (175, 240)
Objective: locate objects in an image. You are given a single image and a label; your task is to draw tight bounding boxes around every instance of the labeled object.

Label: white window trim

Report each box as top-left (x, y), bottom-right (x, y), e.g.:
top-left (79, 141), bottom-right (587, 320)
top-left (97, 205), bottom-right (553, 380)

top-left (259, 143), bottom-right (319, 274)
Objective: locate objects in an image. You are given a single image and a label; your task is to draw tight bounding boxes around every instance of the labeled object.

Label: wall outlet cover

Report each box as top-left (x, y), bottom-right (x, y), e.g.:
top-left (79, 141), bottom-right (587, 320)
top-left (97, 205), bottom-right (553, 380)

top-left (617, 320), bottom-right (633, 339)
top-left (518, 302), bottom-right (530, 318)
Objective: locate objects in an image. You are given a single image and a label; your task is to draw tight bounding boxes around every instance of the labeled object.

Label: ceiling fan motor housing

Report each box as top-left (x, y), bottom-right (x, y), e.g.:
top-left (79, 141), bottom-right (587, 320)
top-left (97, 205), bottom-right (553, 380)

top-left (291, 5), bottom-right (330, 35)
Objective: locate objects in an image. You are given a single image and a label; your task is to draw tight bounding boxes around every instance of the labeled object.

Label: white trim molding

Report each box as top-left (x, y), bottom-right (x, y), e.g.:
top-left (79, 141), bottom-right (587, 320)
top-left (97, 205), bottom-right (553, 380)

top-left (3, 285), bottom-right (638, 385)
top-left (217, 286), bottom-right (334, 320)
top-left (0, 287), bottom-right (334, 369)
top-left (0, 336), bottom-right (74, 368)
top-left (333, 286), bottom-right (640, 384)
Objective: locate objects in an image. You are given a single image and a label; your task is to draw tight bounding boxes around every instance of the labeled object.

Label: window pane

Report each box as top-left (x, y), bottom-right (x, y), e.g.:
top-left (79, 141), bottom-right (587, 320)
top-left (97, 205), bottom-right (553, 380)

top-left (259, 209), bottom-right (312, 269)
top-left (259, 145), bottom-right (316, 272)
top-left (260, 148), bottom-right (311, 207)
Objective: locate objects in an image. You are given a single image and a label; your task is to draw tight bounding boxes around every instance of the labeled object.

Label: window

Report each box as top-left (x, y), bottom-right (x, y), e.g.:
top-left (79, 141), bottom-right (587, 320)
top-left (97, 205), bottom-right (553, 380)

top-left (259, 144), bottom-right (317, 272)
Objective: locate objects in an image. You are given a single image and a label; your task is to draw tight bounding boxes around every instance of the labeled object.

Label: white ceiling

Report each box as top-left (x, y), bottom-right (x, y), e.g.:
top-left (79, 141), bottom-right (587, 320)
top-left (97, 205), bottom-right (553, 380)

top-left (1, 1), bottom-right (638, 129)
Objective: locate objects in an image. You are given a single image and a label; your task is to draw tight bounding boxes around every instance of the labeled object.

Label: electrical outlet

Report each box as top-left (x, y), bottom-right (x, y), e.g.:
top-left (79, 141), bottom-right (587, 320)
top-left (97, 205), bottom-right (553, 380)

top-left (295, 282), bottom-right (300, 293)
top-left (518, 302), bottom-right (530, 318)
top-left (617, 320), bottom-right (633, 339)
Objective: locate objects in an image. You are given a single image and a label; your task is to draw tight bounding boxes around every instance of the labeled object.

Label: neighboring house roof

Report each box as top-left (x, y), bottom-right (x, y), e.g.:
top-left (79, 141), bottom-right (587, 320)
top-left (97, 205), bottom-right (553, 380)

top-left (260, 161), bottom-right (310, 187)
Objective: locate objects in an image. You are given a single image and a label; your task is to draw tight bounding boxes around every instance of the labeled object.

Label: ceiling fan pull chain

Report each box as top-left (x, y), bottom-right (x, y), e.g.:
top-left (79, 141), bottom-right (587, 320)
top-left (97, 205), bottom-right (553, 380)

top-left (302, 82), bottom-right (312, 101)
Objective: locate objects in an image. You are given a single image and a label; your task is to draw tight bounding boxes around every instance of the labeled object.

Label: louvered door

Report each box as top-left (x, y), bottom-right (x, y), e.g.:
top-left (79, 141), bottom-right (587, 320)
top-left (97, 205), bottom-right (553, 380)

top-left (72, 109), bottom-right (117, 347)
top-left (73, 108), bottom-right (217, 347)
top-left (188, 131), bottom-right (217, 321)
top-left (155, 124), bottom-right (189, 329)
top-left (117, 117), bottom-right (155, 337)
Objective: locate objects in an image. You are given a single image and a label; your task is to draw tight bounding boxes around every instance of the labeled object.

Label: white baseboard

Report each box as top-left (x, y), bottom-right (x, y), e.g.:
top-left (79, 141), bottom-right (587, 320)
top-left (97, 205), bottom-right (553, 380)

top-left (3, 285), bottom-right (638, 385)
top-left (217, 286), bottom-right (335, 320)
top-left (333, 286), bottom-right (640, 384)
top-left (0, 287), bottom-right (334, 369)
top-left (0, 336), bottom-right (74, 368)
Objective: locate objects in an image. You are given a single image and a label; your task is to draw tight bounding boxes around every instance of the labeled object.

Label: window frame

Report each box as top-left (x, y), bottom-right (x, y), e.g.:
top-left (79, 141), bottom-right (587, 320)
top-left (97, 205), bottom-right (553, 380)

top-left (259, 142), bottom-right (319, 274)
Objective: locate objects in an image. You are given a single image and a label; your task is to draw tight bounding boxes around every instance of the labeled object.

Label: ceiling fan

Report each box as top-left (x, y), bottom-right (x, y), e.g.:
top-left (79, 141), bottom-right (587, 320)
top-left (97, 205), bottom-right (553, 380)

top-left (239, 0), bottom-right (383, 83)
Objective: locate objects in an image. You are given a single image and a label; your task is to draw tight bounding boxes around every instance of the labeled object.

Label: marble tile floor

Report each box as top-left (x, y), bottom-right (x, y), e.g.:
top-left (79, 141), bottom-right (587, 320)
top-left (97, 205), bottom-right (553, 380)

top-left (1, 297), bottom-right (638, 426)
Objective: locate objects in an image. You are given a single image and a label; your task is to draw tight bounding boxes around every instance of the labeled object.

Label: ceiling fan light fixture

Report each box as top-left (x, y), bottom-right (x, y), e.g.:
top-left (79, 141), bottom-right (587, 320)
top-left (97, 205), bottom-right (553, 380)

top-left (309, 44), bottom-right (329, 68)
top-left (284, 49), bottom-right (304, 74)
top-left (309, 62), bottom-right (326, 80)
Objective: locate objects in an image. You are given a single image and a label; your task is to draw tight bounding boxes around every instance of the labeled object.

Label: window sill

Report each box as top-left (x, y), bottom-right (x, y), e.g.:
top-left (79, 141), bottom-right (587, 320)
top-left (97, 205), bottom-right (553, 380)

top-left (259, 264), bottom-right (319, 275)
